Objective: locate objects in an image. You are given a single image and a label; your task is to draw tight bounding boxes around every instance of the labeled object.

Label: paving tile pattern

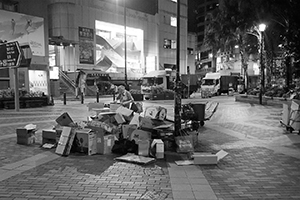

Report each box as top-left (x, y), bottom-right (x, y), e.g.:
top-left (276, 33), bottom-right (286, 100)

top-left (0, 155), bottom-right (172, 200)
top-left (216, 122), bottom-right (285, 140)
top-left (196, 127), bottom-right (300, 200)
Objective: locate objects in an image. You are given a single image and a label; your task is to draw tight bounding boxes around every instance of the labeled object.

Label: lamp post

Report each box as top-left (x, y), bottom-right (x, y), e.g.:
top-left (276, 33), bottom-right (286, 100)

top-left (174, 0), bottom-right (182, 137)
top-left (123, 0), bottom-right (128, 90)
top-left (259, 23), bottom-right (266, 105)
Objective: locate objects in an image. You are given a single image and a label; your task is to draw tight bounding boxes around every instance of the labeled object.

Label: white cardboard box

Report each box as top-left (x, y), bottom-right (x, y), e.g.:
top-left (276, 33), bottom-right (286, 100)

top-left (192, 150), bottom-right (228, 165)
top-left (151, 139), bottom-right (164, 159)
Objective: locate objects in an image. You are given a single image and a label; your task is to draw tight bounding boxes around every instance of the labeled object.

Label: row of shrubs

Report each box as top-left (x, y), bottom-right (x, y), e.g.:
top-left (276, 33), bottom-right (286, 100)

top-left (0, 88), bottom-right (46, 99)
top-left (247, 86), bottom-right (300, 99)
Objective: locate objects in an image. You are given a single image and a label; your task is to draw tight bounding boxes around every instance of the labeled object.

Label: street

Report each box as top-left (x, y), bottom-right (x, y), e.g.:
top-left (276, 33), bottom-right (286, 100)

top-left (0, 95), bottom-right (300, 200)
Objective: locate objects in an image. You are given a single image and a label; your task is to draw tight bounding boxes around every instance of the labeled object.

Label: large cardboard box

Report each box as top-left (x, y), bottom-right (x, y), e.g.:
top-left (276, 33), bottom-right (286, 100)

top-left (95, 130), bottom-right (115, 154)
top-left (114, 113), bottom-right (126, 124)
top-left (122, 124), bottom-right (137, 139)
top-left (138, 140), bottom-right (150, 156)
top-left (282, 103), bottom-right (291, 126)
top-left (130, 130), bottom-right (151, 143)
top-left (290, 100), bottom-right (300, 130)
top-left (144, 106), bottom-right (167, 120)
top-left (56, 112), bottom-right (73, 126)
top-left (42, 129), bottom-right (57, 144)
top-left (150, 139), bottom-right (164, 159)
top-left (55, 127), bottom-right (75, 156)
top-left (192, 150), bottom-right (228, 165)
top-left (16, 128), bottom-right (36, 145)
top-left (75, 129), bottom-right (97, 156)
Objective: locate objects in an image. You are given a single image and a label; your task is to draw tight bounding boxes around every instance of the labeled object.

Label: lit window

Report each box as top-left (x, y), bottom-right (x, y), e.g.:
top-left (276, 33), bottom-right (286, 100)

top-left (171, 16), bottom-right (177, 27)
top-left (171, 0), bottom-right (177, 2)
top-left (164, 39), bottom-right (176, 49)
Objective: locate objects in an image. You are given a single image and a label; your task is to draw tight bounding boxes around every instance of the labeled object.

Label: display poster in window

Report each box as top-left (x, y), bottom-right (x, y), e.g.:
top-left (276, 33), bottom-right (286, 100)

top-left (79, 27), bottom-right (94, 64)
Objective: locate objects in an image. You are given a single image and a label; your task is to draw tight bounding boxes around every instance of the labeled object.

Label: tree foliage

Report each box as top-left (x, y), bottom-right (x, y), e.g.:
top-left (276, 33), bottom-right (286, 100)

top-left (204, 0), bottom-right (300, 88)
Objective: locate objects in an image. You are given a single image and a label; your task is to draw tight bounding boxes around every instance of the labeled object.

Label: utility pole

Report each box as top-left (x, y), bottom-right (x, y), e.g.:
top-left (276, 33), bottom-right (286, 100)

top-left (174, 0), bottom-right (182, 137)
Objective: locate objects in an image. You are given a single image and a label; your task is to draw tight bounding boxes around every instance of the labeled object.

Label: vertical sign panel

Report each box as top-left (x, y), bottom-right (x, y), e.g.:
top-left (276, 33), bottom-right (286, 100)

top-left (79, 27), bottom-right (94, 64)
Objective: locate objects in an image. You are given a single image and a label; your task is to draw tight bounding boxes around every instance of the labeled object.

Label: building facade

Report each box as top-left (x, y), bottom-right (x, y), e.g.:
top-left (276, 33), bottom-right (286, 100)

top-left (0, 0), bottom-right (190, 96)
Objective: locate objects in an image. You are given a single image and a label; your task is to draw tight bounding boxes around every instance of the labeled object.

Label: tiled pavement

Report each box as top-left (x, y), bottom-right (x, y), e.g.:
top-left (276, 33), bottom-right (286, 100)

top-left (0, 96), bottom-right (300, 199)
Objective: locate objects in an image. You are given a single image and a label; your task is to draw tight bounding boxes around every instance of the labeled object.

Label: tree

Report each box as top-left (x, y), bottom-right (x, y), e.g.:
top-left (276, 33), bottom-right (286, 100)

top-left (204, 0), bottom-right (266, 91)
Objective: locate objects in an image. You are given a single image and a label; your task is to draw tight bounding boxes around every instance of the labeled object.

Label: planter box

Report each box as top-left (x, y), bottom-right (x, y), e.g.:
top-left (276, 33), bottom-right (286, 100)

top-left (151, 94), bottom-right (165, 100)
top-left (131, 94), bottom-right (144, 101)
top-left (0, 96), bottom-right (48, 109)
top-left (164, 93), bottom-right (174, 100)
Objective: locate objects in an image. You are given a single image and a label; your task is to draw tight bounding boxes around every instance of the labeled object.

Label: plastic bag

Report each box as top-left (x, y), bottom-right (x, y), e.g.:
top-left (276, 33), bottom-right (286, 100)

top-left (175, 135), bottom-right (194, 153)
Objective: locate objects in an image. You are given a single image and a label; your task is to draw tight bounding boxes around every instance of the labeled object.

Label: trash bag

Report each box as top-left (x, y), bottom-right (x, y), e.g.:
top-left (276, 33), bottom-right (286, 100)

top-left (112, 138), bottom-right (138, 155)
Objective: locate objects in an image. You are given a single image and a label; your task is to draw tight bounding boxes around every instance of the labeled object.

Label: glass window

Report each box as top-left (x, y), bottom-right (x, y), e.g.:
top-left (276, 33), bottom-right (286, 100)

top-left (0, 80), bottom-right (10, 90)
top-left (155, 77), bottom-right (163, 85)
top-left (0, 69), bottom-right (9, 77)
top-left (170, 16), bottom-right (177, 27)
top-left (202, 79), bottom-right (215, 86)
top-left (164, 39), bottom-right (171, 49)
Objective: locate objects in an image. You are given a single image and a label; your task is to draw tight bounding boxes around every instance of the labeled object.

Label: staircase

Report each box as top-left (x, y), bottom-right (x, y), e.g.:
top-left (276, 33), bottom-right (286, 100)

top-left (59, 69), bottom-right (76, 96)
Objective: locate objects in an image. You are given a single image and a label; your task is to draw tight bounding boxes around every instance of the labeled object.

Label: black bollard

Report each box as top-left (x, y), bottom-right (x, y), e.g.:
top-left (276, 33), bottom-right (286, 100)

top-left (96, 92), bottom-right (99, 103)
top-left (63, 93), bottom-right (66, 105)
top-left (81, 92), bottom-right (84, 104)
top-left (50, 95), bottom-right (54, 105)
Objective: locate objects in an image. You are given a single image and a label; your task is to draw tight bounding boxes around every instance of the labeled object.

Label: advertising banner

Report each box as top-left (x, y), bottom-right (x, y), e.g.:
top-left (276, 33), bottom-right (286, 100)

top-left (0, 9), bottom-right (45, 56)
top-left (79, 27), bottom-right (94, 65)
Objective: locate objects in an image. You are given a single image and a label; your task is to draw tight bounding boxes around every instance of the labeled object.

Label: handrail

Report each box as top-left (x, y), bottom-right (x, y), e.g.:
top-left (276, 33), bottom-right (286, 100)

top-left (59, 69), bottom-right (76, 88)
top-left (59, 69), bottom-right (76, 94)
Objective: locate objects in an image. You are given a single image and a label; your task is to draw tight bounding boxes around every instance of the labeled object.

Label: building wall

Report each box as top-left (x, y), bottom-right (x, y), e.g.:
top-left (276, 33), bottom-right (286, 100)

top-left (0, 0), bottom-right (189, 93)
top-left (158, 0), bottom-right (188, 74)
top-left (187, 32), bottom-right (196, 74)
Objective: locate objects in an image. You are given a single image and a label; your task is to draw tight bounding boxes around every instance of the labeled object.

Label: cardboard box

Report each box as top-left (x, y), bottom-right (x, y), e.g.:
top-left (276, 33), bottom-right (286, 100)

top-left (144, 106), bottom-right (167, 120)
top-left (42, 129), bottom-right (56, 139)
top-left (138, 140), bottom-right (150, 156)
top-left (75, 129), bottom-right (97, 156)
top-left (114, 113), bottom-right (126, 124)
top-left (16, 128), bottom-right (36, 145)
top-left (56, 112), bottom-right (73, 126)
top-left (55, 127), bottom-right (74, 155)
top-left (282, 103), bottom-right (291, 125)
top-left (192, 150), bottom-right (228, 165)
top-left (130, 130), bottom-right (151, 143)
top-left (122, 124), bottom-right (137, 139)
top-left (42, 129), bottom-right (57, 144)
top-left (150, 139), bottom-right (164, 159)
top-left (95, 131), bottom-right (115, 154)
top-left (290, 100), bottom-right (300, 130)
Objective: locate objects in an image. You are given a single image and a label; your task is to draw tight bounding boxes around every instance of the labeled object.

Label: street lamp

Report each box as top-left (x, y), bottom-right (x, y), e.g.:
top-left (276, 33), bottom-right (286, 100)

top-left (123, 0), bottom-right (128, 90)
top-left (174, 0), bottom-right (182, 137)
top-left (259, 23), bottom-right (266, 105)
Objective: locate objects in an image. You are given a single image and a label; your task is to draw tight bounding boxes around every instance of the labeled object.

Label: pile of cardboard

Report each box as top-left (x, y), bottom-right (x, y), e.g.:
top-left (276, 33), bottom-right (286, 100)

top-left (39, 104), bottom-right (174, 159)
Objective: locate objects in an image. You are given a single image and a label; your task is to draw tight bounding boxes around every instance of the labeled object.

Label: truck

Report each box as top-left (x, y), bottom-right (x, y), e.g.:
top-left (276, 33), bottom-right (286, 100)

top-left (200, 72), bottom-right (240, 97)
top-left (141, 70), bottom-right (200, 99)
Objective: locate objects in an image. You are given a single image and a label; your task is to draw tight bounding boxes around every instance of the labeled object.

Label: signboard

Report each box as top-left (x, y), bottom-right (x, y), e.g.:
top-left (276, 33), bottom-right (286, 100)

top-left (0, 41), bottom-right (21, 68)
top-left (79, 27), bottom-right (94, 64)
